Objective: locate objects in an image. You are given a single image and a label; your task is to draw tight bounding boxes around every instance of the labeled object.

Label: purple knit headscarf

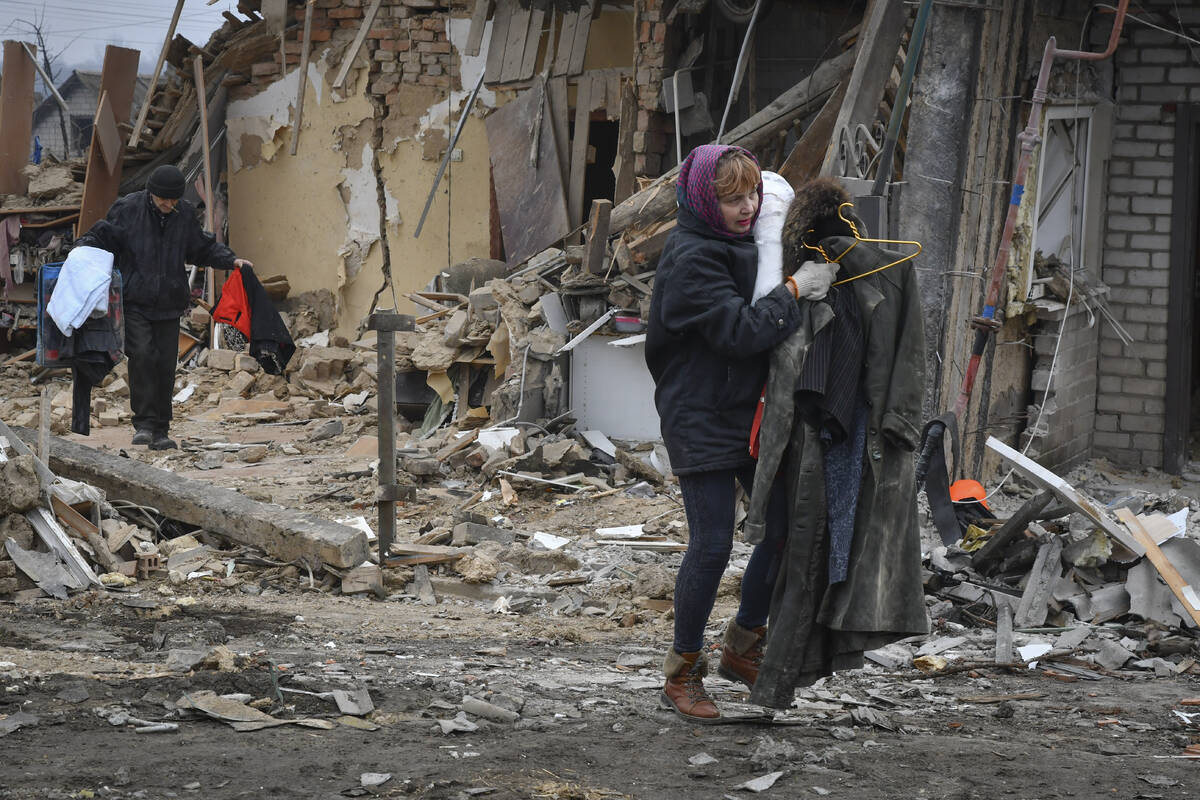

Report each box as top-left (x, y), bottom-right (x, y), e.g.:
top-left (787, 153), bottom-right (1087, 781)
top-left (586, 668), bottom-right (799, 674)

top-left (676, 144), bottom-right (762, 238)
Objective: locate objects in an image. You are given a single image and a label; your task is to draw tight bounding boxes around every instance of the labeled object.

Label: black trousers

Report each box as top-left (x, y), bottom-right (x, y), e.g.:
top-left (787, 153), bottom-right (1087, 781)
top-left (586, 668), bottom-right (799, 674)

top-left (124, 309), bottom-right (179, 434)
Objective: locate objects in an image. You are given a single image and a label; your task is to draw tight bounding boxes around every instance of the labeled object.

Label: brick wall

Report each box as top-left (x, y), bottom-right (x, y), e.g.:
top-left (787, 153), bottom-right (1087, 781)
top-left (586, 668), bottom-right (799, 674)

top-left (1026, 303), bottom-right (1099, 471)
top-left (632, 0), bottom-right (671, 177)
top-left (1092, 0), bottom-right (1189, 468)
top-left (235, 0), bottom-right (466, 122)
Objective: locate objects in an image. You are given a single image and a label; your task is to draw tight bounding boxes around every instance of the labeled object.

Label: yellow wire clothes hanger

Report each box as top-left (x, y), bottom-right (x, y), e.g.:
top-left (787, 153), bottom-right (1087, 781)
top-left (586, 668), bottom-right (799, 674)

top-left (800, 201), bottom-right (922, 286)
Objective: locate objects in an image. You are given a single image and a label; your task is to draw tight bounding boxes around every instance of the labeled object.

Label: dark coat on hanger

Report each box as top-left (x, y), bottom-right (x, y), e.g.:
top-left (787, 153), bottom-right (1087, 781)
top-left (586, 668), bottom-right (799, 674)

top-left (743, 180), bottom-right (929, 709)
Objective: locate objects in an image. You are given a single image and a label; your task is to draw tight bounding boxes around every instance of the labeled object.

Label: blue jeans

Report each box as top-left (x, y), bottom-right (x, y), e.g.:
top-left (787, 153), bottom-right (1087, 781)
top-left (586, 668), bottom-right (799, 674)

top-left (673, 465), bottom-right (789, 654)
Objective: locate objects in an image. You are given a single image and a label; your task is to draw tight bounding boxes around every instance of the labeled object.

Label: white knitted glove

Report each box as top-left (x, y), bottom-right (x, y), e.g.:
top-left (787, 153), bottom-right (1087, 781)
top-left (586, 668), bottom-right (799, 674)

top-left (790, 260), bottom-right (839, 300)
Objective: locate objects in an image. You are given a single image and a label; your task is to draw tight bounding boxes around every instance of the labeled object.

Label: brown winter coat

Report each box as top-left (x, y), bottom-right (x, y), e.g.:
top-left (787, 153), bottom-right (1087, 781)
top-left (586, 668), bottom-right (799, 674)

top-left (743, 180), bottom-right (930, 708)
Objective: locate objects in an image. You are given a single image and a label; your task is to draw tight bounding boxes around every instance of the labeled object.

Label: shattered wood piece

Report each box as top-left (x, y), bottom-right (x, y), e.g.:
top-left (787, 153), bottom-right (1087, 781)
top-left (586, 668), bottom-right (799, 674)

top-left (1014, 536), bottom-right (1064, 629)
top-left (1115, 508), bottom-right (1200, 627)
top-left (93, 92), bottom-right (121, 176)
top-left (411, 564), bottom-right (437, 605)
top-left (582, 199), bottom-right (612, 274)
top-left (995, 605), bottom-right (1014, 665)
top-left (496, 470), bottom-right (586, 491)
top-left (985, 437), bottom-right (1144, 557)
top-left (331, 0), bottom-right (382, 90)
top-left (613, 77), bottom-right (636, 203)
top-left (16, 427), bottom-right (369, 569)
top-left (435, 430), bottom-right (479, 461)
top-left (50, 495), bottom-right (116, 573)
top-left (957, 692), bottom-right (1047, 704)
top-left (972, 489), bottom-right (1054, 572)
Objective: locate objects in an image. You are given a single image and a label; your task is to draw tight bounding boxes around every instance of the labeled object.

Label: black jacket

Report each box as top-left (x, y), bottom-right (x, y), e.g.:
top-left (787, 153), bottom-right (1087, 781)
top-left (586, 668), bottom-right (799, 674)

top-left (645, 206), bottom-right (803, 475)
top-left (75, 190), bottom-right (236, 320)
top-left (212, 264), bottom-right (296, 375)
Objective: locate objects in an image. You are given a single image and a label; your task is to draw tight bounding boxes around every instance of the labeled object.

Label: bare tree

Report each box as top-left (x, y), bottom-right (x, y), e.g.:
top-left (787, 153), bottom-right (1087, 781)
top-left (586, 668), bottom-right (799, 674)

top-left (12, 7), bottom-right (79, 159)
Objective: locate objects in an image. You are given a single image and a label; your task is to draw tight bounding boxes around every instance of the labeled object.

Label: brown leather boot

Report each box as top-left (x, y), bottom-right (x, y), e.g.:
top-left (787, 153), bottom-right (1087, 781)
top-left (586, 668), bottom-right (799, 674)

top-left (660, 649), bottom-right (721, 723)
top-left (717, 621), bottom-right (766, 688)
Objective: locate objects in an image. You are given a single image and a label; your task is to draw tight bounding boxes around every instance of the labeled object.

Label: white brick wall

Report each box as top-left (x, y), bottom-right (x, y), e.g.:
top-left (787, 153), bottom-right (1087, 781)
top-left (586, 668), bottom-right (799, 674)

top-left (1093, 0), bottom-right (1186, 468)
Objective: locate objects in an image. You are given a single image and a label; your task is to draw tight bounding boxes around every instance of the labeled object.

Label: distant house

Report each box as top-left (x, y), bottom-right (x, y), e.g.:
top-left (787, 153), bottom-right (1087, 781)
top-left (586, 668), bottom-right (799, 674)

top-left (31, 70), bottom-right (153, 160)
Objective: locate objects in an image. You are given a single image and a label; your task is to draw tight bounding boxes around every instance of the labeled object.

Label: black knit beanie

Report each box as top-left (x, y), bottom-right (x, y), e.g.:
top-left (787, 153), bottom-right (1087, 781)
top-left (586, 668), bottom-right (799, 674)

top-left (147, 165), bottom-right (185, 199)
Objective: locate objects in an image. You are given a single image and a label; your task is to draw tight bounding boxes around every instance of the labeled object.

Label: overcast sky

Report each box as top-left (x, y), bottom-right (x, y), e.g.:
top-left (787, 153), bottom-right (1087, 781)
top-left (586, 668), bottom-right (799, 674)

top-left (0, 0), bottom-right (233, 90)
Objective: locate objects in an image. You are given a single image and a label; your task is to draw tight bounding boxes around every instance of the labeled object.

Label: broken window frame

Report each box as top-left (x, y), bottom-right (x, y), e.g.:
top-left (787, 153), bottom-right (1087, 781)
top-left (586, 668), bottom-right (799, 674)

top-left (1025, 102), bottom-right (1113, 299)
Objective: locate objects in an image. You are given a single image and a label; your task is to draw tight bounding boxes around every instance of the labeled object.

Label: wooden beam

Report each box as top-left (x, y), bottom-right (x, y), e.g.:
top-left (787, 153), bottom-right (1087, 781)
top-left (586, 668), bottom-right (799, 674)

top-left (547, 76), bottom-right (570, 190)
top-left (193, 56), bottom-right (214, 232)
top-left (93, 92), bottom-right (121, 176)
top-left (608, 47), bottom-right (854, 236)
top-left (332, 0), bottom-right (383, 90)
top-left (985, 436), bottom-right (1144, 556)
top-left (1116, 508), bottom-right (1200, 628)
top-left (583, 199), bottom-right (612, 274)
top-left (819, 0), bottom-right (906, 177)
top-left (778, 80), bottom-right (845, 188)
top-left (15, 427), bottom-right (371, 569)
top-left (566, 0), bottom-right (593, 76)
top-left (128, 0), bottom-right (184, 148)
top-left (290, 0), bottom-right (315, 156)
top-left (1013, 536), bottom-right (1063, 628)
top-left (77, 45), bottom-right (141, 238)
top-left (567, 74), bottom-right (594, 232)
top-left (465, 0), bottom-right (493, 57)
top-left (612, 76), bottom-right (636, 203)
top-left (0, 41), bottom-right (37, 195)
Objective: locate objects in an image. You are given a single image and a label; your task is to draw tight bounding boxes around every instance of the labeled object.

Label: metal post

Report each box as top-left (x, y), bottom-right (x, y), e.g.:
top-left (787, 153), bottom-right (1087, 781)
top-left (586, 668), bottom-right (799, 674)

top-left (367, 311), bottom-right (414, 564)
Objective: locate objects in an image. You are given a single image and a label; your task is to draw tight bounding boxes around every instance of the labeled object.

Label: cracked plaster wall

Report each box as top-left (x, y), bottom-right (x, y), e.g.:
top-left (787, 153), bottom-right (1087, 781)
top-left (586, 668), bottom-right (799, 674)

top-left (226, 38), bottom-right (491, 338)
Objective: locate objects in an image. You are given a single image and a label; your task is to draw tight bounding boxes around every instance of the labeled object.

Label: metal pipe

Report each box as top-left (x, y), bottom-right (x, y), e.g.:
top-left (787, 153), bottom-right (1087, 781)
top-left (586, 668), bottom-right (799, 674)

top-left (953, 0), bottom-right (1129, 420)
top-left (871, 0), bottom-right (934, 197)
top-left (716, 0), bottom-right (764, 143)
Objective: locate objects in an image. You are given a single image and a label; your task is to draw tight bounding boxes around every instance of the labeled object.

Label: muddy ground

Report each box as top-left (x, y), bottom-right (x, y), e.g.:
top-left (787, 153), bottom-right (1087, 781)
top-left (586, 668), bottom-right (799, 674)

top-left (1, 363), bottom-right (1199, 799)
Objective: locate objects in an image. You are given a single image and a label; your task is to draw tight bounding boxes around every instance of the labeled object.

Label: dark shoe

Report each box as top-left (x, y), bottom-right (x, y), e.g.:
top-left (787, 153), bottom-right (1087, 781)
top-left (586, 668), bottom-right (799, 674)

top-left (660, 650), bottom-right (721, 723)
top-left (131, 429), bottom-right (153, 446)
top-left (718, 621), bottom-right (766, 689)
top-left (148, 434), bottom-right (177, 451)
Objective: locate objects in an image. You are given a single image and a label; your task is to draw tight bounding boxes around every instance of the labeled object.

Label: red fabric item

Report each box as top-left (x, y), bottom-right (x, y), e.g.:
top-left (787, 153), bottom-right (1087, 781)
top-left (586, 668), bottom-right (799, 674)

top-left (749, 385), bottom-right (767, 459)
top-left (211, 267), bottom-right (252, 338)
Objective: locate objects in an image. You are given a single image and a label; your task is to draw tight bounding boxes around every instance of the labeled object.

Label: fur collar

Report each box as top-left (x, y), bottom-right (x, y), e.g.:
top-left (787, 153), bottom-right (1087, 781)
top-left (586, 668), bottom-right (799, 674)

top-left (781, 177), bottom-right (854, 270)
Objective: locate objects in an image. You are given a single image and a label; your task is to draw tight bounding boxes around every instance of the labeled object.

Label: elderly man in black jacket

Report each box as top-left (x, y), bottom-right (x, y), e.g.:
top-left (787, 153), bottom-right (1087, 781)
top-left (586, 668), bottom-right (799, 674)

top-left (74, 165), bottom-right (253, 450)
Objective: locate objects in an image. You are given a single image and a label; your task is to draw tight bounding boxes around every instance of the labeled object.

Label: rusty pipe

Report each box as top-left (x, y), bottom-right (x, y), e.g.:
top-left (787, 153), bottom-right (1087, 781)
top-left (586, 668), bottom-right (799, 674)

top-left (953, 0), bottom-right (1129, 420)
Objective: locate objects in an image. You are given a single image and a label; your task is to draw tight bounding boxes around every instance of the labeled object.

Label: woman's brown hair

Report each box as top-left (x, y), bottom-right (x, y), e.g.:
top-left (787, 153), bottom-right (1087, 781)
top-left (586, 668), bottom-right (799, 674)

top-left (714, 149), bottom-right (760, 198)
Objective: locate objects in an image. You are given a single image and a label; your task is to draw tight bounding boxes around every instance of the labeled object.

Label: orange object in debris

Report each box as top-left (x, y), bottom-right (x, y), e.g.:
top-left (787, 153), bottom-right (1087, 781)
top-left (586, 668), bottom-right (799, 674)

top-left (950, 479), bottom-right (990, 510)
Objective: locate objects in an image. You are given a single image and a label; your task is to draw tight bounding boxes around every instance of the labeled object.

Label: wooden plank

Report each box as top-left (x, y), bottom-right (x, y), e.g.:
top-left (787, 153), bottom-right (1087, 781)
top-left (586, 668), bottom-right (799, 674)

top-left (14, 426), bottom-right (371, 569)
top-left (778, 79), bottom-right (846, 188)
top-left (566, 74), bottom-right (594, 233)
top-left (332, 0), bottom-right (383, 90)
top-left (985, 436), bottom-right (1144, 557)
top-left (819, 0), bottom-right (907, 176)
top-left (484, 0), bottom-right (513, 82)
top-left (612, 76), bottom-right (636, 203)
top-left (76, 46), bottom-right (141, 237)
top-left (553, 9), bottom-right (578, 77)
top-left (290, 0), bottom-right (315, 156)
top-left (995, 605), bottom-right (1014, 664)
top-left (518, 7), bottom-right (545, 80)
top-left (128, 0), bottom-right (184, 148)
top-left (971, 489), bottom-right (1054, 572)
top-left (484, 81), bottom-right (570, 264)
top-left (0, 41), bottom-right (37, 195)
top-left (93, 92), bottom-right (121, 175)
top-left (50, 494), bottom-right (117, 573)
top-left (1116, 508), bottom-right (1200, 628)
top-left (1013, 536), bottom-right (1063, 628)
top-left (499, 2), bottom-right (532, 82)
top-left (547, 76), bottom-right (570, 190)
top-left (605, 69), bottom-right (621, 119)
top-left (566, 0), bottom-right (593, 76)
top-left (193, 56), bottom-right (214, 231)
top-left (1, 348), bottom-right (35, 366)
top-left (583, 199), bottom-right (612, 274)
top-left (466, 0), bottom-right (493, 57)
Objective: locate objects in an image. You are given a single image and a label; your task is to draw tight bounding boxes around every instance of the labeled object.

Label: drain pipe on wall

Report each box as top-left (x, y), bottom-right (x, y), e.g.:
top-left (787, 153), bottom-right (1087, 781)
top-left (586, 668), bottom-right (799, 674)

top-left (952, 0), bottom-right (1130, 421)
